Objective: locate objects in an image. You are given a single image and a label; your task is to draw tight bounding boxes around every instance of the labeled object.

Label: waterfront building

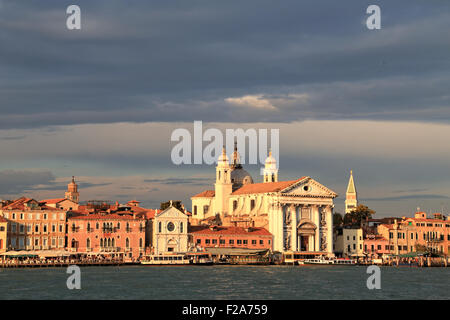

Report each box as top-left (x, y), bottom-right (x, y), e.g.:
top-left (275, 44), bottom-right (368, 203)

top-left (363, 235), bottom-right (390, 258)
top-left (191, 146), bottom-right (337, 255)
top-left (334, 228), bottom-right (364, 258)
top-left (0, 197), bottom-right (67, 251)
top-left (377, 211), bottom-right (450, 255)
top-left (190, 225), bottom-right (272, 250)
top-left (0, 216), bottom-right (7, 253)
top-left (345, 170), bottom-right (357, 214)
top-left (67, 213), bottom-right (146, 260)
top-left (153, 204), bottom-right (189, 254)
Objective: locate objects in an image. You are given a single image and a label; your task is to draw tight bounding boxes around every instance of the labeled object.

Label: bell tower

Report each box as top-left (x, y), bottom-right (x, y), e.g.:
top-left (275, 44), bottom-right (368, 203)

top-left (263, 150), bottom-right (278, 183)
top-left (65, 176), bottom-right (80, 203)
top-left (345, 170), bottom-right (357, 214)
top-left (214, 147), bottom-right (232, 216)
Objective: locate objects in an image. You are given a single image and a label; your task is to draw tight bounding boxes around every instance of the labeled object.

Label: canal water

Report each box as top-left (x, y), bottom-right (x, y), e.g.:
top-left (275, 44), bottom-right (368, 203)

top-left (1, 265), bottom-right (449, 300)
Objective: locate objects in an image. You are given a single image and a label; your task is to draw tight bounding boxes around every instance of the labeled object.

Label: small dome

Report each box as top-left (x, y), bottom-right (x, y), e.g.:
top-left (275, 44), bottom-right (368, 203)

top-left (264, 151), bottom-right (277, 170)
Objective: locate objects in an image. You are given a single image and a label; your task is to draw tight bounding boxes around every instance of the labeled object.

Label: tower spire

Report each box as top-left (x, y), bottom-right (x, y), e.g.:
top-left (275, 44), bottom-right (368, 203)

top-left (345, 170), bottom-right (357, 213)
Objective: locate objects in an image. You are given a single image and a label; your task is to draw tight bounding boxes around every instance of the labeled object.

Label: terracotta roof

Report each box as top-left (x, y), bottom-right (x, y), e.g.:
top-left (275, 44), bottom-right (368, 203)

top-left (69, 214), bottom-right (143, 221)
top-left (40, 198), bottom-right (66, 204)
top-left (0, 216), bottom-right (8, 223)
top-left (231, 178), bottom-right (306, 195)
top-left (189, 225), bottom-right (272, 236)
top-left (192, 190), bottom-right (215, 198)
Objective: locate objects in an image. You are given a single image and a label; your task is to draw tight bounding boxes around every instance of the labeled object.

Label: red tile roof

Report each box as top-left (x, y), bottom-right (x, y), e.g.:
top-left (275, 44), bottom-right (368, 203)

top-left (0, 216), bottom-right (8, 223)
top-left (40, 198), bottom-right (66, 204)
top-left (69, 214), bottom-right (143, 221)
top-left (189, 225), bottom-right (272, 236)
top-left (231, 178), bottom-right (306, 195)
top-left (192, 190), bottom-right (215, 198)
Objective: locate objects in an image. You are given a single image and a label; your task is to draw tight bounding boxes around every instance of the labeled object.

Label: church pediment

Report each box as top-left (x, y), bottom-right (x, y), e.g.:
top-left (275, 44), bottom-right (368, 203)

top-left (156, 206), bottom-right (188, 219)
top-left (280, 177), bottom-right (337, 198)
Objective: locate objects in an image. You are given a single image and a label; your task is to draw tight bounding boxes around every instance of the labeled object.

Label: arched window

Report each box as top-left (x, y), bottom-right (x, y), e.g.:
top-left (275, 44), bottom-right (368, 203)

top-left (126, 238), bottom-right (130, 248)
top-left (87, 223), bottom-right (91, 231)
top-left (71, 239), bottom-right (76, 248)
top-left (117, 222), bottom-right (121, 230)
top-left (107, 238), bottom-right (111, 247)
top-left (87, 238), bottom-right (90, 248)
top-left (112, 238), bottom-right (115, 247)
top-left (139, 238), bottom-right (143, 248)
top-left (96, 222), bottom-right (99, 229)
top-left (100, 238), bottom-right (103, 247)
top-left (250, 199), bottom-right (255, 210)
top-left (158, 222), bottom-right (162, 233)
top-left (180, 222), bottom-right (183, 233)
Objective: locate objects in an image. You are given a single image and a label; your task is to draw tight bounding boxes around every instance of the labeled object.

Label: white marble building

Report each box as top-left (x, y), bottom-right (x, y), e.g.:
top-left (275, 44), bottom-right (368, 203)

top-left (153, 204), bottom-right (189, 254)
top-left (191, 145), bottom-right (338, 255)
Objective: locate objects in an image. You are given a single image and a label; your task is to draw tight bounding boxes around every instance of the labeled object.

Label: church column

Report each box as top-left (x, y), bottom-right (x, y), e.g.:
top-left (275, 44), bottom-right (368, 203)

top-left (322, 205), bottom-right (333, 255)
top-left (311, 205), bottom-right (319, 252)
top-left (290, 204), bottom-right (297, 252)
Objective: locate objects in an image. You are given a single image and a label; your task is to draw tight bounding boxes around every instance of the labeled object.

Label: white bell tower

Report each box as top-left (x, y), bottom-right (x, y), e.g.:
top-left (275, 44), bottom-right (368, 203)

top-left (214, 147), bottom-right (232, 216)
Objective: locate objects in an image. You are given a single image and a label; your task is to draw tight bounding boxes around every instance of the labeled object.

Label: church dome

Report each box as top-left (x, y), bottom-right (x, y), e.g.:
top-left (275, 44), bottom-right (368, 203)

top-left (231, 167), bottom-right (253, 189)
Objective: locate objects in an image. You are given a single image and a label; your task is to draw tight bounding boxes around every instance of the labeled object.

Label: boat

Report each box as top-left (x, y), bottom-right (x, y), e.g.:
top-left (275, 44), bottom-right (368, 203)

top-left (140, 253), bottom-right (213, 265)
top-left (302, 257), bottom-right (357, 265)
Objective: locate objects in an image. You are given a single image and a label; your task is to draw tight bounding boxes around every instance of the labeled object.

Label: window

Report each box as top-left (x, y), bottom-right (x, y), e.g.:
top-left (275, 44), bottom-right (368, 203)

top-left (220, 239), bottom-right (225, 245)
top-left (229, 239), bottom-right (234, 245)
top-left (237, 240), bottom-right (242, 245)
top-left (158, 222), bottom-right (162, 233)
top-left (205, 239), bottom-right (210, 244)
top-left (212, 239), bottom-right (217, 244)
top-left (180, 222), bottom-right (183, 233)
top-left (52, 224), bottom-right (56, 233)
top-left (193, 206), bottom-right (197, 216)
top-left (87, 238), bottom-right (91, 248)
top-left (259, 240), bottom-right (263, 245)
top-left (126, 238), bottom-right (130, 248)
top-left (243, 240), bottom-right (248, 245)
top-left (196, 239), bottom-right (201, 244)
top-left (250, 200), bottom-right (255, 210)
top-left (12, 223), bottom-right (17, 233)
top-left (139, 238), bottom-right (143, 248)
top-left (252, 240), bottom-right (257, 245)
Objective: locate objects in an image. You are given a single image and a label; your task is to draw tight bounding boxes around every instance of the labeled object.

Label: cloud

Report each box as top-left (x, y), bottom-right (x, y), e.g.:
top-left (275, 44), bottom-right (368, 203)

top-left (144, 177), bottom-right (212, 186)
top-left (0, 1), bottom-right (449, 128)
top-left (225, 95), bottom-right (277, 110)
top-left (362, 194), bottom-right (450, 202)
top-left (0, 170), bottom-right (56, 195)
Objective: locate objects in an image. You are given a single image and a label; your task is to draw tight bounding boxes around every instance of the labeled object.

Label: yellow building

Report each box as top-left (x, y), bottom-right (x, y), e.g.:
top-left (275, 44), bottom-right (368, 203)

top-left (0, 216), bottom-right (7, 253)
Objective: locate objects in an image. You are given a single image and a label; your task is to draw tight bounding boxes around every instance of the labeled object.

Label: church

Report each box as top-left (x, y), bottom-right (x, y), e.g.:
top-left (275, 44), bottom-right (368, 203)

top-left (191, 144), bottom-right (338, 255)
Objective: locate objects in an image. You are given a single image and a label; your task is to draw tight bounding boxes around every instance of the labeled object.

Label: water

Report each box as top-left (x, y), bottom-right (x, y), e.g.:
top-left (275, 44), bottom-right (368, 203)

top-left (0, 265), bottom-right (448, 300)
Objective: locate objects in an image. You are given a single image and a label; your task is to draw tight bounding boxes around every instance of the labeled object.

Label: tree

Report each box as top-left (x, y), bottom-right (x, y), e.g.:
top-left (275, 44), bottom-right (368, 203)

top-left (333, 212), bottom-right (344, 227)
top-left (344, 204), bottom-right (375, 227)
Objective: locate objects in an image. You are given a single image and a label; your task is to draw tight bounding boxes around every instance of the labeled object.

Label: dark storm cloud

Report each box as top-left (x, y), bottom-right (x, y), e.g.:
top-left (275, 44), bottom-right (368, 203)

top-left (1, 1), bottom-right (450, 128)
top-left (0, 169), bottom-right (55, 194)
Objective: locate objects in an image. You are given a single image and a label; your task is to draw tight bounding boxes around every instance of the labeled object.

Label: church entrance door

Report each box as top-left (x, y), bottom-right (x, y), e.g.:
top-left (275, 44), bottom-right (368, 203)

top-left (300, 236), bottom-right (308, 251)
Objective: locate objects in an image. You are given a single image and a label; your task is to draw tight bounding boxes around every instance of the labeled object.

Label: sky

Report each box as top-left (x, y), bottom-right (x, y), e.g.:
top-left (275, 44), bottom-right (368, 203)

top-left (1, 1), bottom-right (450, 217)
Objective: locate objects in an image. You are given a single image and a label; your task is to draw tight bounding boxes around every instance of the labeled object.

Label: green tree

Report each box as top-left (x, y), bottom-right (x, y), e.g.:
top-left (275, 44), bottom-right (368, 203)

top-left (333, 212), bottom-right (343, 227)
top-left (344, 204), bottom-right (375, 227)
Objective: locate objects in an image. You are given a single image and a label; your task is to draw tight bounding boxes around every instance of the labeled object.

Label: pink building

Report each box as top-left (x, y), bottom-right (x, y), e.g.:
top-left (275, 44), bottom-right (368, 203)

top-left (363, 235), bottom-right (390, 258)
top-left (190, 225), bottom-right (273, 250)
top-left (67, 214), bottom-right (146, 260)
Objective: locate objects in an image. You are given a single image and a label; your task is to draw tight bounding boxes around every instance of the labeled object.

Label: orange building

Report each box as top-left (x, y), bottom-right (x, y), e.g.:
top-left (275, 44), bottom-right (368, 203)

top-left (190, 225), bottom-right (273, 250)
top-left (0, 197), bottom-right (67, 251)
top-left (377, 212), bottom-right (450, 255)
top-left (67, 213), bottom-right (146, 260)
top-left (0, 216), bottom-right (7, 253)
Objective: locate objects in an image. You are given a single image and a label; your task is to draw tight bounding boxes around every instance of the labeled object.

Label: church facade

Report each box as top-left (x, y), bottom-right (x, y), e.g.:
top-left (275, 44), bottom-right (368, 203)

top-left (191, 145), bottom-right (338, 255)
